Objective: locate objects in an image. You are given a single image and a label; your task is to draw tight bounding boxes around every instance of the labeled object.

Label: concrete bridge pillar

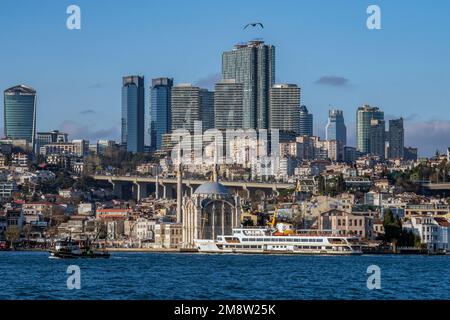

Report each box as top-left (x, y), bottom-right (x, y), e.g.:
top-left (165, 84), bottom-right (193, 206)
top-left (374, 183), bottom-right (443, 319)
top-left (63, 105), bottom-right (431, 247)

top-left (110, 180), bottom-right (124, 199)
top-left (272, 186), bottom-right (280, 196)
top-left (186, 184), bottom-right (194, 196)
top-left (242, 185), bottom-right (250, 199)
top-left (162, 184), bottom-right (167, 199)
top-left (155, 176), bottom-right (159, 199)
top-left (134, 181), bottom-right (148, 202)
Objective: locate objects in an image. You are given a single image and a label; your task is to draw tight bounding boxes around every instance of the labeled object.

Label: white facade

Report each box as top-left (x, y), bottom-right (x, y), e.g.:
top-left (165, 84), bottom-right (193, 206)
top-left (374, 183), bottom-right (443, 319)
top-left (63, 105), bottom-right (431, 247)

top-left (404, 216), bottom-right (450, 252)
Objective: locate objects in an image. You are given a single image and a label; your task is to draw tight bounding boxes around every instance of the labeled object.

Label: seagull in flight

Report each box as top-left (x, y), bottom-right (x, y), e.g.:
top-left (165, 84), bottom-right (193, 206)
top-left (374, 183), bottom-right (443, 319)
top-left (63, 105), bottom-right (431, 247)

top-left (243, 22), bottom-right (264, 30)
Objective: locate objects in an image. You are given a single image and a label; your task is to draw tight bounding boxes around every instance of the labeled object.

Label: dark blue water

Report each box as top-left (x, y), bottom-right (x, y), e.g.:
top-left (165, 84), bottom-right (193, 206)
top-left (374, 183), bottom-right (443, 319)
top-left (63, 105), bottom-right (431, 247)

top-left (0, 252), bottom-right (449, 300)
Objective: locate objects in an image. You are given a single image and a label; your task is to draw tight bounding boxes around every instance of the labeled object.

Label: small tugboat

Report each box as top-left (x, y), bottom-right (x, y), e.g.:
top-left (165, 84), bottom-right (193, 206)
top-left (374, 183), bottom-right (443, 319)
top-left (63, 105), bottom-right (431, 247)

top-left (49, 236), bottom-right (110, 259)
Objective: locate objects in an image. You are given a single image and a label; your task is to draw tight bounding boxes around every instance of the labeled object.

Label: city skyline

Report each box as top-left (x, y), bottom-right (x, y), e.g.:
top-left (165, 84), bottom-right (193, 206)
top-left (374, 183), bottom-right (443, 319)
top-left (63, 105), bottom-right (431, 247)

top-left (1, 0), bottom-right (449, 156)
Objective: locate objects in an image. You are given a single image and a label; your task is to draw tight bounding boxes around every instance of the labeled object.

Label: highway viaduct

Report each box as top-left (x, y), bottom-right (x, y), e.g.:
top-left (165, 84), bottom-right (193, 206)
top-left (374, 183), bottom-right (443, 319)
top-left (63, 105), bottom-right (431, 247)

top-left (92, 175), bottom-right (295, 201)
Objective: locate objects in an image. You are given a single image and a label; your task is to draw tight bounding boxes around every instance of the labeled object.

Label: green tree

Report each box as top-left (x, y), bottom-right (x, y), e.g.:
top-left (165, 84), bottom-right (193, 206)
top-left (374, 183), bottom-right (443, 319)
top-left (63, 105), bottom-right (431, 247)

top-left (317, 176), bottom-right (326, 195)
top-left (336, 174), bottom-right (346, 194)
top-left (22, 224), bottom-right (32, 247)
top-left (5, 226), bottom-right (20, 248)
top-left (383, 209), bottom-right (402, 242)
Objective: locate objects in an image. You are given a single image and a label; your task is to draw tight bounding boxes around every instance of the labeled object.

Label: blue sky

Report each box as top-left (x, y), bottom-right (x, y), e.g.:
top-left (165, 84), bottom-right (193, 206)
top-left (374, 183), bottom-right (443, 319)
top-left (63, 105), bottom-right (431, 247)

top-left (1, 0), bottom-right (449, 156)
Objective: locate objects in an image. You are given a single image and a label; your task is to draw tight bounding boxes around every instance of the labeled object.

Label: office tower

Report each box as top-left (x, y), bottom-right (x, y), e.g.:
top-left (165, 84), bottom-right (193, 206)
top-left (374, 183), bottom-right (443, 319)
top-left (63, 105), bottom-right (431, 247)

top-left (122, 76), bottom-right (145, 153)
top-left (388, 118), bottom-right (404, 159)
top-left (200, 89), bottom-right (214, 130)
top-left (97, 140), bottom-right (116, 155)
top-left (299, 105), bottom-right (313, 136)
top-left (150, 78), bottom-right (173, 150)
top-left (3, 85), bottom-right (37, 146)
top-left (404, 147), bottom-right (418, 161)
top-left (171, 84), bottom-right (213, 132)
top-left (356, 105), bottom-right (384, 154)
top-left (326, 109), bottom-right (347, 145)
top-left (222, 40), bottom-right (275, 129)
top-left (269, 84), bottom-right (301, 134)
top-left (36, 130), bottom-right (68, 153)
top-left (369, 118), bottom-right (386, 159)
top-left (214, 80), bottom-right (243, 130)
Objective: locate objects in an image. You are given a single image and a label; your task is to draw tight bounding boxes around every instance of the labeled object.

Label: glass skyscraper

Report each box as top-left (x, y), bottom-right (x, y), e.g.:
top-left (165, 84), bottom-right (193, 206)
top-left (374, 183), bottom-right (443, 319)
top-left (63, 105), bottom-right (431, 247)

top-left (150, 78), bottom-right (173, 151)
top-left (122, 76), bottom-right (145, 153)
top-left (299, 105), bottom-right (313, 136)
top-left (222, 40), bottom-right (275, 129)
top-left (356, 105), bottom-right (384, 155)
top-left (269, 84), bottom-right (301, 134)
top-left (388, 118), bottom-right (404, 159)
top-left (326, 109), bottom-right (347, 145)
top-left (3, 85), bottom-right (37, 146)
top-left (171, 84), bottom-right (214, 132)
top-left (214, 80), bottom-right (243, 130)
top-left (369, 118), bottom-right (386, 159)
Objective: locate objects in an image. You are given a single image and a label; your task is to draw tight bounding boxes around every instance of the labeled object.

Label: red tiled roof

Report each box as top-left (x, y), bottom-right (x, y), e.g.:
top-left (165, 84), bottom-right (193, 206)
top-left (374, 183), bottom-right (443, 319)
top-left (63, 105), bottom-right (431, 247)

top-left (97, 209), bottom-right (129, 213)
top-left (434, 217), bottom-right (450, 227)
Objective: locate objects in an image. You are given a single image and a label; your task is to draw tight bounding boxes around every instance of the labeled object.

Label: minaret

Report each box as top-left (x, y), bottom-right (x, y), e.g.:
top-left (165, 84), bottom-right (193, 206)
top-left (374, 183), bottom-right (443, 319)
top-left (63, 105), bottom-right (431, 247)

top-left (176, 142), bottom-right (183, 223)
top-left (212, 139), bottom-right (219, 182)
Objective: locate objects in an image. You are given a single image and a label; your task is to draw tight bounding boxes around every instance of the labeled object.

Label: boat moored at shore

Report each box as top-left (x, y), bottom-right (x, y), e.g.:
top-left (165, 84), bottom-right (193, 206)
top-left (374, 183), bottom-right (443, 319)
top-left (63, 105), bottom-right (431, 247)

top-left (195, 228), bottom-right (363, 255)
top-left (49, 237), bottom-right (110, 259)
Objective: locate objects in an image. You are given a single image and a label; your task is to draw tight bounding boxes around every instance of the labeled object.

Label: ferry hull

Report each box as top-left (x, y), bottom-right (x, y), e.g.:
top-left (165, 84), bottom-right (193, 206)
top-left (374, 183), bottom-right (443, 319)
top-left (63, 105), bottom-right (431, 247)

top-left (195, 240), bottom-right (362, 255)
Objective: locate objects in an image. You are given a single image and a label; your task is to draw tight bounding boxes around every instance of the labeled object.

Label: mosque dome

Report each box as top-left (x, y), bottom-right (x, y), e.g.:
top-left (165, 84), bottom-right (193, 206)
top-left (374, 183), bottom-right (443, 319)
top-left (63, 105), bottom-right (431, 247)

top-left (194, 182), bottom-right (230, 196)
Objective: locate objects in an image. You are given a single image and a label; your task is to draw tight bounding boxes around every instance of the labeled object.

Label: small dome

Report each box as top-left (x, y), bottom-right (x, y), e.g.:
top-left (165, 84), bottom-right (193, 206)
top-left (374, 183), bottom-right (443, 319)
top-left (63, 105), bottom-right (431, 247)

top-left (194, 182), bottom-right (230, 195)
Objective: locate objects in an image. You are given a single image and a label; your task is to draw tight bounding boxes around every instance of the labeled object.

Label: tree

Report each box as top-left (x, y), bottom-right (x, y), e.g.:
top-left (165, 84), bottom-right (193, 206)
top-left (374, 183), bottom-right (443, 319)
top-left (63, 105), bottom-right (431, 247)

top-left (23, 224), bottom-right (32, 247)
top-left (335, 174), bottom-right (346, 194)
top-left (5, 226), bottom-right (20, 248)
top-left (383, 209), bottom-right (402, 242)
top-left (317, 176), bottom-right (326, 195)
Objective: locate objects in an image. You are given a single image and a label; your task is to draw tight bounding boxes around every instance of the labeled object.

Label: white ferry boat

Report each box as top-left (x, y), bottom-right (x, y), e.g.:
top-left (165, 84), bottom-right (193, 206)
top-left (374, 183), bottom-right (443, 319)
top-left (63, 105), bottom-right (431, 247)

top-left (195, 228), bottom-right (363, 255)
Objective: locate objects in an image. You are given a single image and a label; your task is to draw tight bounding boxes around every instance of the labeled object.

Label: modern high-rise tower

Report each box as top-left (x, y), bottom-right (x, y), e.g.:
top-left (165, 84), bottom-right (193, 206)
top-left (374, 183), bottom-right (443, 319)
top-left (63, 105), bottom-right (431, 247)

top-left (222, 40), bottom-right (275, 129)
top-left (171, 84), bottom-right (214, 132)
top-left (214, 80), bottom-right (243, 130)
top-left (356, 105), bottom-right (384, 154)
top-left (122, 76), bottom-right (145, 153)
top-left (269, 84), bottom-right (301, 134)
top-left (369, 118), bottom-right (386, 159)
top-left (326, 109), bottom-right (347, 145)
top-left (388, 118), bottom-right (404, 159)
top-left (3, 85), bottom-right (37, 147)
top-left (299, 105), bottom-right (313, 136)
top-left (150, 77), bottom-right (173, 150)
top-left (200, 89), bottom-right (215, 130)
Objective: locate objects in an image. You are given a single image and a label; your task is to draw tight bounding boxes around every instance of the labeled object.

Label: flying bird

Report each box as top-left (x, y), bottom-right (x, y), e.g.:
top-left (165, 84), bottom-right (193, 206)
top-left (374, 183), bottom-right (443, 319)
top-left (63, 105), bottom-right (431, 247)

top-left (243, 22), bottom-right (264, 30)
